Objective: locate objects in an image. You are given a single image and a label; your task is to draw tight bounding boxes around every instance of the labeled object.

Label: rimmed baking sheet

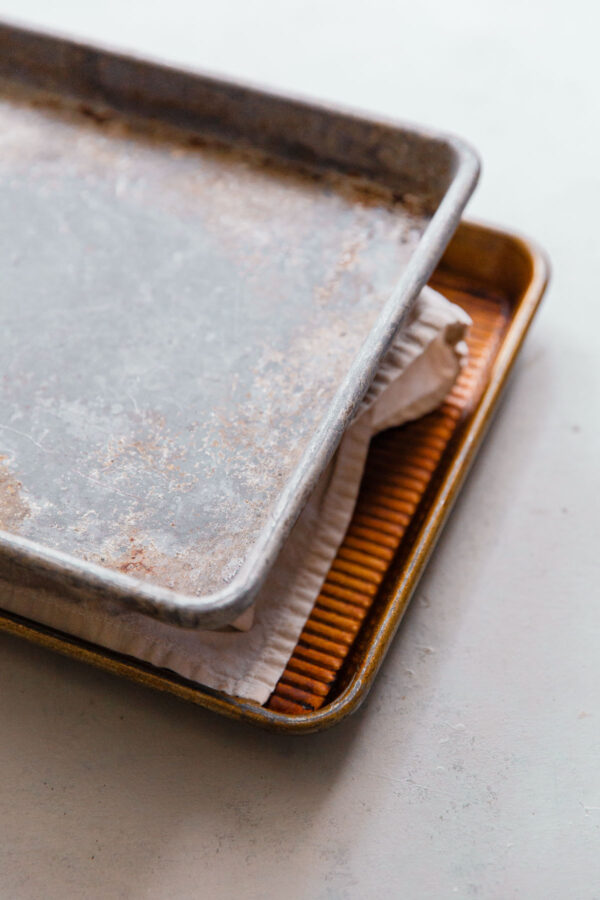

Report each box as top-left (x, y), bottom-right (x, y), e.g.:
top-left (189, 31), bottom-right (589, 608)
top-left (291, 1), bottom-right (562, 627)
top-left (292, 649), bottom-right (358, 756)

top-left (0, 21), bottom-right (479, 628)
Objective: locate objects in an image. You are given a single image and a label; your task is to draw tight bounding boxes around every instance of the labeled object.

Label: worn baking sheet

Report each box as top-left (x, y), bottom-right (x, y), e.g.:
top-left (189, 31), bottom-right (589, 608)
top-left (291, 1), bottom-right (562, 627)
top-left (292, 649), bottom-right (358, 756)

top-left (0, 22), bottom-right (479, 628)
top-left (0, 221), bottom-right (550, 730)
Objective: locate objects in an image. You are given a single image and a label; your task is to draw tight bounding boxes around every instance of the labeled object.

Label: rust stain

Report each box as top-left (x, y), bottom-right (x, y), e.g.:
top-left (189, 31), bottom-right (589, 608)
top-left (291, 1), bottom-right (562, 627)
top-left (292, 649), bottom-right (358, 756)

top-left (0, 457), bottom-right (29, 531)
top-left (117, 538), bottom-right (156, 577)
top-left (98, 409), bottom-right (198, 495)
top-left (88, 531), bottom-right (207, 596)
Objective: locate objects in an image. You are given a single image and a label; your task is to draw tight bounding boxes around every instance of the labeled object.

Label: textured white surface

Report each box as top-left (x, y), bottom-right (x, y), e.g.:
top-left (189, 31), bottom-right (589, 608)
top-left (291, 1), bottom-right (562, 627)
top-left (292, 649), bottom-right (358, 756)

top-left (0, 2), bottom-right (599, 898)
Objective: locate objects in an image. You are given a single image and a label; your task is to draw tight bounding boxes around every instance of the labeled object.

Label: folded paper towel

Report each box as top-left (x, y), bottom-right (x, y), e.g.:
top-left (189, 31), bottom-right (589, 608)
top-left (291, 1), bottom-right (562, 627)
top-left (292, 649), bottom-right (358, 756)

top-left (3, 287), bottom-right (470, 703)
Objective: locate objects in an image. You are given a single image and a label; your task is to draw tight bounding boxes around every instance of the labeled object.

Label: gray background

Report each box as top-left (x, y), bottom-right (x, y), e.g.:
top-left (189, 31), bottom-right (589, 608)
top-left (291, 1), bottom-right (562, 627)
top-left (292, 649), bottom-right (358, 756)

top-left (0, 1), bottom-right (599, 897)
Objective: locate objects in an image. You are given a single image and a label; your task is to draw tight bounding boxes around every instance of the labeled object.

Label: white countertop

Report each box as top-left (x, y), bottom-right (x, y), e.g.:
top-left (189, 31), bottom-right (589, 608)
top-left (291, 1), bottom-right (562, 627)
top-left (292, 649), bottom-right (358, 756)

top-left (0, 2), bottom-right (599, 897)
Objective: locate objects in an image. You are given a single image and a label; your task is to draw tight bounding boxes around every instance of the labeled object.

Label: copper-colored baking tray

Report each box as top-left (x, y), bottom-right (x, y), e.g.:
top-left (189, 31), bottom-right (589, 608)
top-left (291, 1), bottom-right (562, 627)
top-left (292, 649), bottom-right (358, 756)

top-left (0, 220), bottom-right (549, 732)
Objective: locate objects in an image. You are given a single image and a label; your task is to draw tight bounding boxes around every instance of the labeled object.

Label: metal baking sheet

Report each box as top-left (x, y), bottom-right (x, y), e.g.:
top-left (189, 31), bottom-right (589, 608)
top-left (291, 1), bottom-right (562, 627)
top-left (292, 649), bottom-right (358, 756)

top-left (0, 22), bottom-right (479, 628)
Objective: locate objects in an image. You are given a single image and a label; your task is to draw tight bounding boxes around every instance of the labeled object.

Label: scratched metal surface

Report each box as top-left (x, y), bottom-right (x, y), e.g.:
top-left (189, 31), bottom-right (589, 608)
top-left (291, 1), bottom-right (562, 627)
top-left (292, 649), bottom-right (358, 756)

top-left (0, 24), bottom-right (479, 627)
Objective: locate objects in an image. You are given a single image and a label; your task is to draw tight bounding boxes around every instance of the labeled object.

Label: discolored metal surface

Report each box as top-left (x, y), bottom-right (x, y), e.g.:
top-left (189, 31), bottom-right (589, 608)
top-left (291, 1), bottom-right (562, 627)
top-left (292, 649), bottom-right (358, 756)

top-left (0, 23), bottom-right (479, 628)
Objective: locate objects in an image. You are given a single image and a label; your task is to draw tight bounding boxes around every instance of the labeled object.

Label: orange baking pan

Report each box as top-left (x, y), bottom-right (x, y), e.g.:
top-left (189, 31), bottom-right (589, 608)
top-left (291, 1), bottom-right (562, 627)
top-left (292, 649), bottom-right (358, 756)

top-left (0, 220), bottom-right (549, 732)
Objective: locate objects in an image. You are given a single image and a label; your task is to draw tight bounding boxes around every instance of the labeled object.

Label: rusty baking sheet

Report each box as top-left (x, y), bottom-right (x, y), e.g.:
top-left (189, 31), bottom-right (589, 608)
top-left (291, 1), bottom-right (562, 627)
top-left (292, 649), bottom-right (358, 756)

top-left (0, 221), bottom-right (550, 731)
top-left (0, 22), bottom-right (479, 629)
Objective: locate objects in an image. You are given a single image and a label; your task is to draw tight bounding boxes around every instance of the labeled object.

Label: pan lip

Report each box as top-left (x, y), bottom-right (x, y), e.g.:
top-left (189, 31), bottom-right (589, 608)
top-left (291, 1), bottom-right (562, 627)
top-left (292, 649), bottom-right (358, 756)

top-left (0, 18), bottom-right (480, 629)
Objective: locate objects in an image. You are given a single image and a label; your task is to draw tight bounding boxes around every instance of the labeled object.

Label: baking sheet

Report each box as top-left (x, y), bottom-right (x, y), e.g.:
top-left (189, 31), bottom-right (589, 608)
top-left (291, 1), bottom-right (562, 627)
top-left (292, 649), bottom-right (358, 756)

top-left (0, 22), bottom-right (479, 627)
